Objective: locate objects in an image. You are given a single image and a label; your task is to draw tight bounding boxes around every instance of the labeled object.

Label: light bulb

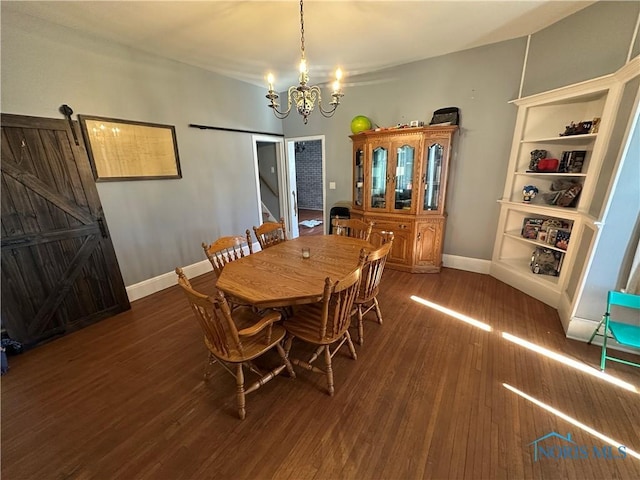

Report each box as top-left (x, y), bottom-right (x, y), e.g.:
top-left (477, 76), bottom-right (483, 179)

top-left (299, 59), bottom-right (307, 74)
top-left (335, 68), bottom-right (343, 80)
top-left (267, 73), bottom-right (274, 91)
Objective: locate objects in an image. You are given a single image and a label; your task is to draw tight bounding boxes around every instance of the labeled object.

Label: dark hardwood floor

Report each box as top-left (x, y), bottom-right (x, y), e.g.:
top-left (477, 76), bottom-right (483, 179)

top-left (298, 208), bottom-right (324, 236)
top-left (2, 268), bottom-right (639, 479)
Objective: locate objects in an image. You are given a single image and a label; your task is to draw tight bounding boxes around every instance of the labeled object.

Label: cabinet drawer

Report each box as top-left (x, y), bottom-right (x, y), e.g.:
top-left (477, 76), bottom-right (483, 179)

top-left (368, 219), bottom-right (413, 233)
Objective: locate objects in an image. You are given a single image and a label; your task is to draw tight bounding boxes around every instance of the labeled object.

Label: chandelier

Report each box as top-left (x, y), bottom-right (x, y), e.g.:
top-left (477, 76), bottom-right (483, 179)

top-left (266, 0), bottom-right (344, 124)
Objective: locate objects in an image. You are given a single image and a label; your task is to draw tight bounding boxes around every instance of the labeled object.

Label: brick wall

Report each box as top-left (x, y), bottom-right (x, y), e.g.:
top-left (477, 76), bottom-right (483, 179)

top-left (295, 140), bottom-right (323, 210)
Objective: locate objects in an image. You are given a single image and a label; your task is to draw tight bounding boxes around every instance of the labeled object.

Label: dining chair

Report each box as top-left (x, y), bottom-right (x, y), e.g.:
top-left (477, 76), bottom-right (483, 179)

top-left (352, 234), bottom-right (394, 346)
top-left (587, 290), bottom-right (640, 371)
top-left (331, 217), bottom-right (373, 242)
top-left (253, 217), bottom-right (287, 250)
top-left (283, 254), bottom-right (364, 396)
top-left (202, 231), bottom-right (253, 277)
top-left (175, 267), bottom-right (295, 419)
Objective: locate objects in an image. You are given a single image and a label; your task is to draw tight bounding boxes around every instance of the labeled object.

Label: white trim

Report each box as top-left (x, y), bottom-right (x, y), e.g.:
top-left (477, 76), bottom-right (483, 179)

top-left (126, 259), bottom-right (211, 302)
top-left (443, 254), bottom-right (491, 274)
top-left (126, 242), bottom-right (260, 302)
top-left (518, 35), bottom-right (531, 100)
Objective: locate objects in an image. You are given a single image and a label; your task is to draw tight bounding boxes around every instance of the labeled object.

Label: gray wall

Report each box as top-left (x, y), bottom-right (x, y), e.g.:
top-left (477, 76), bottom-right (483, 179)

top-left (283, 39), bottom-right (526, 260)
top-left (1, 9), bottom-right (282, 285)
top-left (2, 1), bottom-right (638, 303)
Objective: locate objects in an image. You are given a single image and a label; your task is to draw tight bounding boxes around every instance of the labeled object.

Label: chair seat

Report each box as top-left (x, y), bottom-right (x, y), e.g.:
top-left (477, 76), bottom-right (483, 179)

top-left (283, 303), bottom-right (344, 345)
top-left (354, 286), bottom-right (379, 305)
top-left (205, 323), bottom-right (286, 363)
top-left (609, 321), bottom-right (640, 348)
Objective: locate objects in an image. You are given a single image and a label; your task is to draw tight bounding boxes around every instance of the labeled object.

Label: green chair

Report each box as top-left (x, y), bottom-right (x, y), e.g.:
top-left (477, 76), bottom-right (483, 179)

top-left (588, 290), bottom-right (640, 371)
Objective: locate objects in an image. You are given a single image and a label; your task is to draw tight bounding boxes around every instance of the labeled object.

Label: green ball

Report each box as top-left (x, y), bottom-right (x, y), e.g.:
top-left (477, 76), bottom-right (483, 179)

top-left (350, 115), bottom-right (372, 134)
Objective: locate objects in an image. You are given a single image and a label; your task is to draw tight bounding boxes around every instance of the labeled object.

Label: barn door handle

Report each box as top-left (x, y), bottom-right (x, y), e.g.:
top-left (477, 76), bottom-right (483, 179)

top-left (97, 216), bottom-right (108, 238)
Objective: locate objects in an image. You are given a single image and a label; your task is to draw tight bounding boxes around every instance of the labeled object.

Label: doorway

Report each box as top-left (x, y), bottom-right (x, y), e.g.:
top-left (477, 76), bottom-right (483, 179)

top-left (253, 135), bottom-right (325, 241)
top-left (286, 136), bottom-right (326, 237)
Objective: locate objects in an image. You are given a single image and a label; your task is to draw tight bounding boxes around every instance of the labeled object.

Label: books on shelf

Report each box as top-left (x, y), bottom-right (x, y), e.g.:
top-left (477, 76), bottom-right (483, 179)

top-left (559, 150), bottom-right (586, 173)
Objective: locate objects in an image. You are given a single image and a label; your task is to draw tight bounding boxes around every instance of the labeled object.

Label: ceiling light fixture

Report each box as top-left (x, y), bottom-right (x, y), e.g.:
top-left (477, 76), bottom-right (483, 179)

top-left (266, 0), bottom-right (344, 124)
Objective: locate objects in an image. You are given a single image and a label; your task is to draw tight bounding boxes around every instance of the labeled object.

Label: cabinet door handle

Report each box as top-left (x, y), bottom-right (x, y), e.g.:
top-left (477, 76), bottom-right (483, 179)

top-left (417, 232), bottom-right (421, 240)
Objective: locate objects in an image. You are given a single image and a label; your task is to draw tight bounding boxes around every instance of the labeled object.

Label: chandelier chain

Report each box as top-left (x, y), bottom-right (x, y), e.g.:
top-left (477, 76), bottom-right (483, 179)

top-left (265, 0), bottom-right (343, 123)
top-left (299, 0), bottom-right (305, 60)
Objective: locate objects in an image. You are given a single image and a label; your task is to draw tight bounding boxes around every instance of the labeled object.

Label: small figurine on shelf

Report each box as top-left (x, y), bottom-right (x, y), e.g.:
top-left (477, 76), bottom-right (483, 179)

top-left (522, 185), bottom-right (539, 203)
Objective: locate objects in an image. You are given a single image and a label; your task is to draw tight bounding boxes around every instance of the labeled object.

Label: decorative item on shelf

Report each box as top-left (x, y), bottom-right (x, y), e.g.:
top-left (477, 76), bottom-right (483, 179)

top-left (541, 179), bottom-right (583, 207)
top-left (350, 115), bottom-right (372, 134)
top-left (559, 150), bottom-right (586, 173)
top-left (265, 0), bottom-right (344, 124)
top-left (559, 120), bottom-right (593, 136)
top-left (590, 117), bottom-right (601, 134)
top-left (430, 107), bottom-right (459, 126)
top-left (522, 185), bottom-right (539, 203)
top-left (530, 247), bottom-right (562, 276)
top-left (554, 229), bottom-right (571, 250)
top-left (536, 158), bottom-right (559, 172)
top-left (528, 149), bottom-right (547, 171)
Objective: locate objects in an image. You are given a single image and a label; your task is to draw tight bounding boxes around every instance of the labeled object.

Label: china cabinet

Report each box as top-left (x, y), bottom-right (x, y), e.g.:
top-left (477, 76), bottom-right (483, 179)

top-left (490, 58), bottom-right (639, 328)
top-left (350, 126), bottom-right (456, 272)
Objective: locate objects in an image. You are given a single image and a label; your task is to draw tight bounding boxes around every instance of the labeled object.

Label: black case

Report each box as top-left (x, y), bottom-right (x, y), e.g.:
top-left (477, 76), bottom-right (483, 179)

top-left (430, 107), bottom-right (459, 126)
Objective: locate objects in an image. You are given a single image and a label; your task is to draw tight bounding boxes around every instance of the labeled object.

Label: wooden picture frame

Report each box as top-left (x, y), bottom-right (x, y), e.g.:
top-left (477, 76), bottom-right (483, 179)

top-left (78, 115), bottom-right (182, 181)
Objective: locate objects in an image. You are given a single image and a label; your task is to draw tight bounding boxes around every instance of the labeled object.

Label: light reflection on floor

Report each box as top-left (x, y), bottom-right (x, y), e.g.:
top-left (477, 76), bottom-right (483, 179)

top-left (410, 294), bottom-right (639, 461)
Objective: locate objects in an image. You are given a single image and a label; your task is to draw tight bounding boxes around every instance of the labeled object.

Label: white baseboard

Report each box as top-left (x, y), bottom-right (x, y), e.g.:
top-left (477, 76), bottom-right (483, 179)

top-left (126, 250), bottom-right (487, 302)
top-left (443, 254), bottom-right (491, 274)
top-left (125, 242), bottom-right (260, 302)
top-left (126, 259), bottom-right (212, 302)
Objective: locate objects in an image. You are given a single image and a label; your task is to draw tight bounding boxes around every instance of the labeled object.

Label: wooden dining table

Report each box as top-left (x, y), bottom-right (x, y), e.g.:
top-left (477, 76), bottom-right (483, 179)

top-left (216, 235), bottom-right (373, 309)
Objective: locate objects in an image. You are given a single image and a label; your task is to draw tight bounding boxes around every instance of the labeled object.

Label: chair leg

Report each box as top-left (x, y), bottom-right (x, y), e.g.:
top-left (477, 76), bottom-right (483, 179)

top-left (236, 363), bottom-right (246, 420)
top-left (588, 317), bottom-right (605, 344)
top-left (373, 297), bottom-right (383, 325)
top-left (204, 352), bottom-right (216, 379)
top-left (600, 323), bottom-right (609, 372)
top-left (324, 345), bottom-right (334, 397)
top-left (345, 331), bottom-right (358, 360)
top-left (277, 342), bottom-right (296, 378)
top-left (357, 305), bottom-right (365, 346)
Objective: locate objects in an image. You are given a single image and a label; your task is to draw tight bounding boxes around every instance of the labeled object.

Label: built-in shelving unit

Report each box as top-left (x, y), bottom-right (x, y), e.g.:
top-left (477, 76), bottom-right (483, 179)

top-left (491, 58), bottom-right (639, 329)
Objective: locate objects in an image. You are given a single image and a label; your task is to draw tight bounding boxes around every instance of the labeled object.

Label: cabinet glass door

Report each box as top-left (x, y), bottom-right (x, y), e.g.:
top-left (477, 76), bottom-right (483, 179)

top-left (394, 144), bottom-right (415, 211)
top-left (354, 148), bottom-right (364, 207)
top-left (370, 146), bottom-right (388, 209)
top-left (423, 143), bottom-right (443, 211)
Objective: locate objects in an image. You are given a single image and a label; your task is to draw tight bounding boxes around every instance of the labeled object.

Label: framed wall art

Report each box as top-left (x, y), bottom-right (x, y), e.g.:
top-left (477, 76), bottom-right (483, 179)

top-left (78, 115), bottom-right (182, 181)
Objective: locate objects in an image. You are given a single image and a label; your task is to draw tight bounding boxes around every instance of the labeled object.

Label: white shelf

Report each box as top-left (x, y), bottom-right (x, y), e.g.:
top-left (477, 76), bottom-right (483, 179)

top-left (521, 133), bottom-right (597, 143)
top-left (514, 172), bottom-right (587, 178)
top-left (504, 232), bottom-right (568, 254)
top-left (493, 258), bottom-right (560, 286)
top-left (497, 200), bottom-right (580, 219)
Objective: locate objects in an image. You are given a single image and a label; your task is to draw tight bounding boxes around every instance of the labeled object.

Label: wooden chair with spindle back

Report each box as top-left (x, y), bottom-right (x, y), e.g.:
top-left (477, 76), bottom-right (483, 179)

top-left (202, 231), bottom-right (253, 278)
top-left (283, 253), bottom-right (364, 396)
top-left (175, 267), bottom-right (295, 420)
top-left (253, 217), bottom-right (287, 250)
top-left (352, 233), bottom-right (394, 345)
top-left (331, 217), bottom-right (373, 242)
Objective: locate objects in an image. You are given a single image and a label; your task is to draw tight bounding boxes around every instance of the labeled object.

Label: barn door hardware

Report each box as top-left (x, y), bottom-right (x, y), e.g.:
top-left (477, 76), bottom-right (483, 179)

top-left (59, 104), bottom-right (80, 145)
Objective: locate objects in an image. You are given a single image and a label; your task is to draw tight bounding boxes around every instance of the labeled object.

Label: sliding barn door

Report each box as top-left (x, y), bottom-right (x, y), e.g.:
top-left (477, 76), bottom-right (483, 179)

top-left (1, 114), bottom-right (130, 347)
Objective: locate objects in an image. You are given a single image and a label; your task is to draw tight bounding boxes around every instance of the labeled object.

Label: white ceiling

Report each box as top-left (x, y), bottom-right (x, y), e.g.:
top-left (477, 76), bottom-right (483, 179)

top-left (4, 1), bottom-right (594, 90)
